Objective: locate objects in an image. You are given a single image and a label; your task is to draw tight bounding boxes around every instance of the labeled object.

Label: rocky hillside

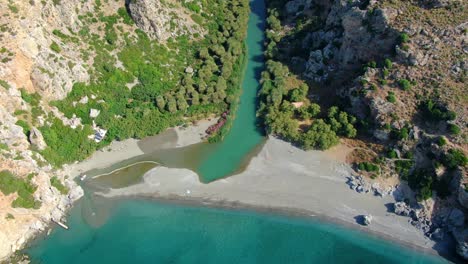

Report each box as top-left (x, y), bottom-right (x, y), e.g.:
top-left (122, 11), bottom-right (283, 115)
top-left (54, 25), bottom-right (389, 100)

top-left (0, 0), bottom-right (249, 261)
top-left (259, 0), bottom-right (467, 260)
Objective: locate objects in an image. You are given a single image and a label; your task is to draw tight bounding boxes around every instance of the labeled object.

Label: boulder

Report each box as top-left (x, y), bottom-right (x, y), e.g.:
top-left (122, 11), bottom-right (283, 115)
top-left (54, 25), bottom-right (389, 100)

top-left (29, 127), bottom-right (47, 150)
top-left (89, 108), bottom-right (100, 118)
top-left (453, 228), bottom-right (468, 260)
top-left (363, 214), bottom-right (373, 225)
top-left (448, 208), bottom-right (465, 228)
top-left (394, 202), bottom-right (411, 216)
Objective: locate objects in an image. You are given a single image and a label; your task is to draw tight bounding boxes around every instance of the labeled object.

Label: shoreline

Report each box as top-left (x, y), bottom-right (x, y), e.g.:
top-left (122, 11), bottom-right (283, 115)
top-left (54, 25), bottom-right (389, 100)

top-left (40, 118), bottom-right (451, 261)
top-left (109, 194), bottom-right (442, 258)
top-left (93, 135), bottom-right (449, 259)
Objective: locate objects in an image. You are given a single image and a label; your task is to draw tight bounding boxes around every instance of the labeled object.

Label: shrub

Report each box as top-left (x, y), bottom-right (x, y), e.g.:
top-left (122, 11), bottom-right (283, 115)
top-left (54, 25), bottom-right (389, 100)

top-left (50, 42), bottom-right (61, 53)
top-left (15, 120), bottom-right (31, 136)
top-left (384, 58), bottom-right (392, 69)
top-left (442, 149), bottom-right (467, 169)
top-left (398, 79), bottom-right (411, 91)
top-left (399, 33), bottom-right (409, 43)
top-left (50, 176), bottom-right (69, 195)
top-left (419, 100), bottom-right (456, 122)
top-left (387, 149), bottom-right (398, 159)
top-left (386, 92), bottom-right (396, 103)
top-left (358, 162), bottom-right (380, 172)
top-left (395, 160), bottom-right (413, 180)
top-left (436, 136), bottom-right (447, 146)
top-left (0, 170), bottom-right (41, 209)
top-left (448, 124), bottom-right (460, 135)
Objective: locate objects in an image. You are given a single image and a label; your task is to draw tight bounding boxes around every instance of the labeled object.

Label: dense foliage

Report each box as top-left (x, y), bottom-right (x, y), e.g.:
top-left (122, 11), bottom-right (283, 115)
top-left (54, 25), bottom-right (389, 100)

top-left (257, 2), bottom-right (357, 150)
top-left (40, 0), bottom-right (250, 166)
top-left (0, 170), bottom-right (41, 209)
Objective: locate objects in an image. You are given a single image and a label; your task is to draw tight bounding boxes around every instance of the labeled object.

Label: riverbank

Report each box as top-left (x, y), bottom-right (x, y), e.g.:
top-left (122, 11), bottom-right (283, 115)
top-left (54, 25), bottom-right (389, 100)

top-left (64, 118), bottom-right (217, 179)
top-left (97, 136), bottom-right (441, 256)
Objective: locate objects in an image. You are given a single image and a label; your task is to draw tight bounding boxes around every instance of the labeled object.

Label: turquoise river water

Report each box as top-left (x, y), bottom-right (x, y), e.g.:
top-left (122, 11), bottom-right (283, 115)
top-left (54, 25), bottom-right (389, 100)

top-left (25, 0), bottom-right (450, 263)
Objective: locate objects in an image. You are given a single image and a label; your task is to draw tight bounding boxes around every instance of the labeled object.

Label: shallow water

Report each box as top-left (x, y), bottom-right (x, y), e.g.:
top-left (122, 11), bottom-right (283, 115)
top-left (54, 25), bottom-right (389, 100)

top-left (27, 199), bottom-right (448, 264)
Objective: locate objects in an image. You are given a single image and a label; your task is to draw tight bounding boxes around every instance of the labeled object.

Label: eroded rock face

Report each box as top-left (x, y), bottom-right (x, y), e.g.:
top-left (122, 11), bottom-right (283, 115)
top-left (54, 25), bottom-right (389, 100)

top-left (128, 0), bottom-right (203, 41)
top-left (29, 127), bottom-right (47, 151)
top-left (302, 2), bottom-right (398, 82)
top-left (453, 228), bottom-right (468, 260)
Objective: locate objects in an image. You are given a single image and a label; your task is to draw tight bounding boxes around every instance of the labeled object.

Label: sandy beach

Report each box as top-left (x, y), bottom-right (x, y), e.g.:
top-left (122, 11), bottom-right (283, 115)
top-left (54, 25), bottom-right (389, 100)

top-left (95, 137), bottom-right (436, 254)
top-left (66, 118), bottom-right (441, 257)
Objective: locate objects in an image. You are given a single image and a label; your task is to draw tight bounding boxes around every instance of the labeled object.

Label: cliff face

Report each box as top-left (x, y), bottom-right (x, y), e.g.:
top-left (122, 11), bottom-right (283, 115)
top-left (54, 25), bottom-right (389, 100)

top-left (128, 0), bottom-right (205, 41)
top-left (262, 0), bottom-right (467, 259)
top-left (0, 0), bottom-right (202, 260)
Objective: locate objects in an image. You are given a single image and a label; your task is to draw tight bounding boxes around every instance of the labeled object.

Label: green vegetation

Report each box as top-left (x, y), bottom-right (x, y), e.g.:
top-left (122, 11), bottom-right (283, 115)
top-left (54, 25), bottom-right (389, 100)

top-left (0, 170), bottom-right (41, 209)
top-left (358, 162), bottom-right (380, 172)
top-left (40, 0), bottom-right (250, 166)
top-left (0, 79), bottom-right (10, 89)
top-left (408, 169), bottom-right (433, 201)
top-left (399, 32), bottom-right (409, 44)
top-left (15, 120), bottom-right (31, 136)
top-left (5, 213), bottom-right (14, 220)
top-left (395, 159), bottom-right (413, 180)
top-left (386, 91), bottom-right (396, 103)
top-left (442, 149), bottom-right (467, 170)
top-left (398, 79), bottom-right (411, 91)
top-left (387, 149), bottom-right (398, 159)
top-left (448, 124), bottom-right (460, 135)
top-left (419, 99), bottom-right (456, 122)
top-left (50, 176), bottom-right (69, 195)
top-left (257, 2), bottom-right (356, 150)
top-left (50, 41), bottom-right (61, 53)
top-left (436, 136), bottom-right (447, 146)
top-left (384, 58), bottom-right (392, 69)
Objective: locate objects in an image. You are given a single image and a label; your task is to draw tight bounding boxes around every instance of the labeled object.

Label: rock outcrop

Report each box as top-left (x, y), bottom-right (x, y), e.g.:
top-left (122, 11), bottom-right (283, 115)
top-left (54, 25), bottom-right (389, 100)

top-left (128, 0), bottom-right (204, 41)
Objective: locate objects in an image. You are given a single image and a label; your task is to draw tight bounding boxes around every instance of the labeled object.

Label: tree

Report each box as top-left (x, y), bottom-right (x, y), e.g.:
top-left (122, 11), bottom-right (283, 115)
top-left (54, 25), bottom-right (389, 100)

top-left (301, 119), bottom-right (339, 150)
top-left (166, 95), bottom-right (177, 113)
top-left (155, 95), bottom-right (166, 111)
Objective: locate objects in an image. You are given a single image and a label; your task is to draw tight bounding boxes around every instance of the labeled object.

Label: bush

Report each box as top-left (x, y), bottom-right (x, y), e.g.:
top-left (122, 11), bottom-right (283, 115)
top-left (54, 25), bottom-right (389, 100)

top-left (419, 100), bottom-right (456, 122)
top-left (50, 176), bottom-right (69, 195)
top-left (395, 160), bottom-right (413, 180)
top-left (358, 162), bottom-right (380, 172)
top-left (448, 124), bottom-right (460, 135)
top-left (398, 79), bottom-right (411, 91)
top-left (442, 149), bottom-right (467, 169)
top-left (436, 136), bottom-right (447, 146)
top-left (386, 92), bottom-right (396, 103)
top-left (50, 42), bottom-right (61, 53)
top-left (384, 58), bottom-right (392, 69)
top-left (0, 170), bottom-right (41, 209)
top-left (387, 149), bottom-right (398, 159)
top-left (399, 33), bottom-right (409, 43)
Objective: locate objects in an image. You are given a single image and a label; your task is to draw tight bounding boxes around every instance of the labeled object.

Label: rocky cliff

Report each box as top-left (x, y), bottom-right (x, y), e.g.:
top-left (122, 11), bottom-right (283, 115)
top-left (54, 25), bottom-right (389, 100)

top-left (262, 0), bottom-right (467, 259)
top-left (0, 0), bottom-right (203, 260)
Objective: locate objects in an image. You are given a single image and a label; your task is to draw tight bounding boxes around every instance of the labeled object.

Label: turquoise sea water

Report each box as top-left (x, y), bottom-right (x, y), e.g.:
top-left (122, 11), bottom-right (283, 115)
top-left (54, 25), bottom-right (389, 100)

top-left (27, 199), bottom-right (447, 264)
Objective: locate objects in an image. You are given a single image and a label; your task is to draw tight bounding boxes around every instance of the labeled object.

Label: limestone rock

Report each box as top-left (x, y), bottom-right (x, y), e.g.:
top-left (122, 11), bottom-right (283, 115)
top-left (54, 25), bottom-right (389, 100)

top-left (394, 202), bottom-right (411, 216)
top-left (89, 108), bottom-right (100, 118)
top-left (29, 127), bottom-right (47, 151)
top-left (363, 214), bottom-right (373, 225)
top-left (128, 0), bottom-right (203, 41)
